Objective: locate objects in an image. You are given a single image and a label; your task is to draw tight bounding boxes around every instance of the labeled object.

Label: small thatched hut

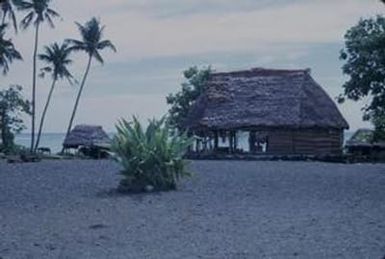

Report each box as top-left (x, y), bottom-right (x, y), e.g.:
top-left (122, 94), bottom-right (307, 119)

top-left (185, 68), bottom-right (349, 156)
top-left (345, 128), bottom-right (385, 156)
top-left (63, 125), bottom-right (111, 150)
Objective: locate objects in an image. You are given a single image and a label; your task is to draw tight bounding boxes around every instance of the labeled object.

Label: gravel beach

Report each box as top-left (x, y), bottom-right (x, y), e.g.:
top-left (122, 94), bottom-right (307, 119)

top-left (0, 160), bottom-right (385, 259)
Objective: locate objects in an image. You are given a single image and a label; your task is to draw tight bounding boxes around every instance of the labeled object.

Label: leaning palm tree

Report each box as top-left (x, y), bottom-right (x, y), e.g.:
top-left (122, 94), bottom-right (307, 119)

top-left (63, 17), bottom-right (116, 152)
top-left (18, 0), bottom-right (59, 152)
top-left (34, 42), bottom-right (74, 151)
top-left (0, 0), bottom-right (22, 32)
top-left (0, 24), bottom-right (22, 74)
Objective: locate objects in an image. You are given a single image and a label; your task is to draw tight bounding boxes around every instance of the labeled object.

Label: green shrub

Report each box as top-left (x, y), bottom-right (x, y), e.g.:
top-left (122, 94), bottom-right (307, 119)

top-left (0, 143), bottom-right (29, 155)
top-left (112, 117), bottom-right (193, 193)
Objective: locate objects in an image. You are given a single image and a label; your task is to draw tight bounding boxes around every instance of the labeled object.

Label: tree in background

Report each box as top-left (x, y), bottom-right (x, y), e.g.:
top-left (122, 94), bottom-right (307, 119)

top-left (63, 17), bottom-right (116, 151)
top-left (372, 111), bottom-right (385, 141)
top-left (166, 66), bottom-right (211, 131)
top-left (0, 23), bottom-right (21, 74)
top-left (339, 16), bottom-right (385, 140)
top-left (1, 0), bottom-right (22, 32)
top-left (34, 42), bottom-right (74, 151)
top-left (0, 85), bottom-right (31, 153)
top-left (18, 0), bottom-right (59, 152)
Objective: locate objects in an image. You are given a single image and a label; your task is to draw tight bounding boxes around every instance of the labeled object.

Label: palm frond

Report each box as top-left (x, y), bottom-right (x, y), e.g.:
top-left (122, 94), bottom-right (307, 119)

top-left (67, 17), bottom-right (116, 59)
top-left (18, 0), bottom-right (59, 29)
top-left (37, 41), bottom-right (74, 82)
top-left (10, 10), bottom-right (18, 32)
top-left (17, 1), bottom-right (33, 11)
top-left (97, 40), bottom-right (117, 52)
top-left (20, 11), bottom-right (34, 29)
top-left (44, 12), bottom-right (54, 28)
top-left (46, 8), bottom-right (59, 18)
top-left (1, 0), bottom-right (20, 32)
top-left (0, 24), bottom-right (22, 74)
top-left (92, 50), bottom-right (104, 64)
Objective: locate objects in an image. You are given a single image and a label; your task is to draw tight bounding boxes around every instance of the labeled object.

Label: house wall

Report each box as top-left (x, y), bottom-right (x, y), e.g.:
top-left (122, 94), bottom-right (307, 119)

top-left (267, 128), bottom-right (343, 155)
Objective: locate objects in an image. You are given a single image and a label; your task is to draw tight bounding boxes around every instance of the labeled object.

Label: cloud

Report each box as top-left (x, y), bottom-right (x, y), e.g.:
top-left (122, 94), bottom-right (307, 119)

top-left (8, 0), bottom-right (381, 62)
top-left (86, 0), bottom-right (382, 60)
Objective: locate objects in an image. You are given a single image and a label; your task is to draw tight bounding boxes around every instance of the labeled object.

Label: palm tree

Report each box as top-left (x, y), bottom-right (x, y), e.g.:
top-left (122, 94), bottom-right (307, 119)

top-left (63, 17), bottom-right (116, 152)
top-left (34, 42), bottom-right (74, 151)
top-left (0, 24), bottom-right (22, 74)
top-left (18, 0), bottom-right (59, 152)
top-left (0, 0), bottom-right (21, 32)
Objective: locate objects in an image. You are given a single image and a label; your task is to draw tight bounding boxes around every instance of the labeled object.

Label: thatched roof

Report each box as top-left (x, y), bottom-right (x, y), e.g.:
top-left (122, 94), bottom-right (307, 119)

top-left (63, 125), bottom-right (111, 149)
top-left (185, 68), bottom-right (349, 130)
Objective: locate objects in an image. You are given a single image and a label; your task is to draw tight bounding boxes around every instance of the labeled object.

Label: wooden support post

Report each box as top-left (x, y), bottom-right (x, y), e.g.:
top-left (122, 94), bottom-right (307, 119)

top-left (214, 130), bottom-right (219, 150)
top-left (229, 131), bottom-right (233, 154)
top-left (208, 135), bottom-right (212, 150)
top-left (203, 135), bottom-right (208, 151)
top-left (229, 131), bottom-right (234, 154)
top-left (249, 131), bottom-right (255, 153)
top-left (234, 131), bottom-right (238, 152)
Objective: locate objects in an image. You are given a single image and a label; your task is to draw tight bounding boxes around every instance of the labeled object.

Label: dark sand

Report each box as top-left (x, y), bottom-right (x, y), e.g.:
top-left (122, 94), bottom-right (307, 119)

top-left (0, 160), bottom-right (384, 259)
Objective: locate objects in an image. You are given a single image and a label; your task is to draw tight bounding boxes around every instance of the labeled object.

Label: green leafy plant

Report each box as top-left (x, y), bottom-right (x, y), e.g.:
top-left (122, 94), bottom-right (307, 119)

top-left (0, 85), bottom-right (31, 154)
top-left (112, 116), bottom-right (193, 193)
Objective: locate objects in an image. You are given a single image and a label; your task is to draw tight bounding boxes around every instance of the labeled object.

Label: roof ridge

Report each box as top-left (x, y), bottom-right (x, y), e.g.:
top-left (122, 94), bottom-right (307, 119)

top-left (212, 67), bottom-right (311, 77)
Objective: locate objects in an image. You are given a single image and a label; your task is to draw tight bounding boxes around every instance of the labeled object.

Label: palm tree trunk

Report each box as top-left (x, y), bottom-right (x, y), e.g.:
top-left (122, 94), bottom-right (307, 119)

top-left (30, 22), bottom-right (40, 153)
top-left (62, 55), bottom-right (92, 153)
top-left (34, 79), bottom-right (57, 152)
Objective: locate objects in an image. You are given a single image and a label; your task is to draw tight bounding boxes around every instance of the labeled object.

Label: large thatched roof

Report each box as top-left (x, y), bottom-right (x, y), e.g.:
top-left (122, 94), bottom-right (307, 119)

top-left (63, 125), bottom-right (111, 149)
top-left (185, 68), bottom-right (349, 130)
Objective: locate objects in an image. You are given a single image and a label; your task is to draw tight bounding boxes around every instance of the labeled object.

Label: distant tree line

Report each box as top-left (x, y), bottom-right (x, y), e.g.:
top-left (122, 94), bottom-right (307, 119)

top-left (0, 0), bottom-right (116, 154)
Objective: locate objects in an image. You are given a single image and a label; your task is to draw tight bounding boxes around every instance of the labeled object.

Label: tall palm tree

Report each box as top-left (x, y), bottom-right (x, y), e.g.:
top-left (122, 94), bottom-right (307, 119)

top-left (18, 0), bottom-right (59, 152)
top-left (34, 42), bottom-right (74, 151)
top-left (63, 17), bottom-right (116, 152)
top-left (0, 23), bottom-right (22, 74)
top-left (0, 0), bottom-right (21, 32)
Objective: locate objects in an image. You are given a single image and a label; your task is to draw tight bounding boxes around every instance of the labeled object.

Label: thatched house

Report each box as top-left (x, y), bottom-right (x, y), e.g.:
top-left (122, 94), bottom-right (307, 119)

top-left (185, 68), bottom-right (349, 155)
top-left (63, 125), bottom-right (111, 150)
top-left (345, 128), bottom-right (385, 156)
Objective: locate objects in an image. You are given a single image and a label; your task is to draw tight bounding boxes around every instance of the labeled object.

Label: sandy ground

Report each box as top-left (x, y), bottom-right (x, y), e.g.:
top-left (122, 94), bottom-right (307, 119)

top-left (0, 160), bottom-right (385, 259)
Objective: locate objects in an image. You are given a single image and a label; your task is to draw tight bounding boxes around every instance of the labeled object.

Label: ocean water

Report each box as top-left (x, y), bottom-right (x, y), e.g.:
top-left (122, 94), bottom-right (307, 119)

top-left (14, 131), bottom-right (355, 154)
top-left (15, 133), bottom-right (116, 153)
top-left (15, 133), bottom-right (67, 153)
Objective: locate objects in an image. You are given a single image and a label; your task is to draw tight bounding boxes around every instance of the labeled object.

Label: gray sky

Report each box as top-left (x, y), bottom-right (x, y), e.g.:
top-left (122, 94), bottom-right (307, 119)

top-left (1, 0), bottom-right (383, 132)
